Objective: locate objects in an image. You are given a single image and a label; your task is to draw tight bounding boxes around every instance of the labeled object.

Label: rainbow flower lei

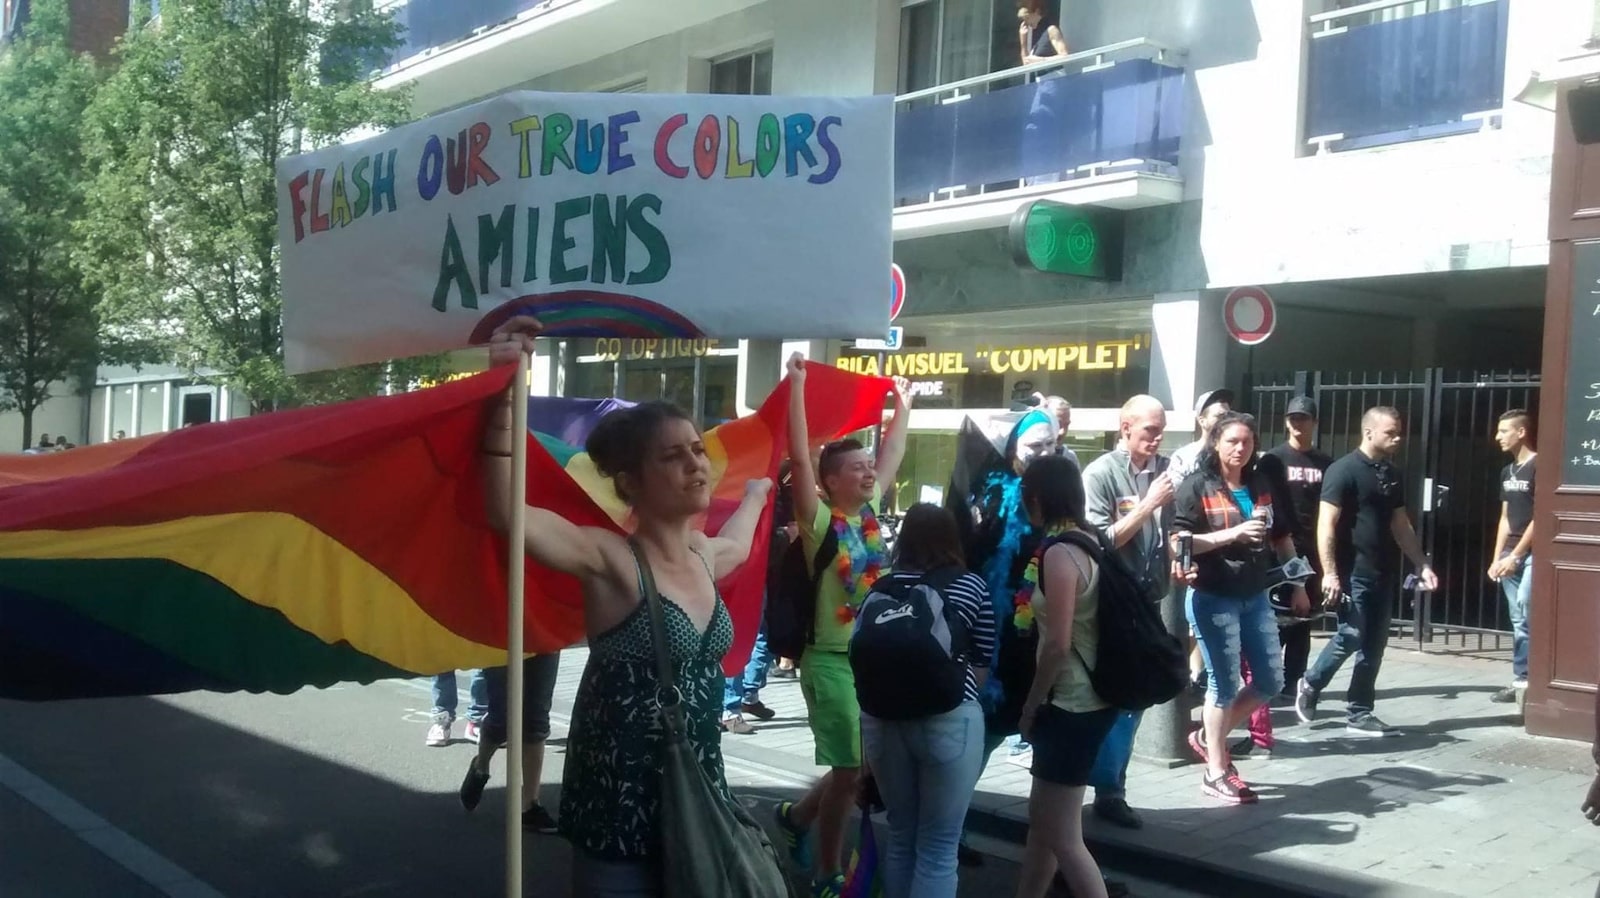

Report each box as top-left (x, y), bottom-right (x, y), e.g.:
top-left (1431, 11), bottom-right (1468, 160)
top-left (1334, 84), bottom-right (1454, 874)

top-left (831, 504), bottom-right (886, 625)
top-left (1013, 526), bottom-right (1072, 632)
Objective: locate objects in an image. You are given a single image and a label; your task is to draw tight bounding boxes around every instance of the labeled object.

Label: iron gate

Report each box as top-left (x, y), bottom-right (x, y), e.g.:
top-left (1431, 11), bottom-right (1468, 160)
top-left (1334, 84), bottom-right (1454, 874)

top-left (1246, 369), bottom-right (1540, 650)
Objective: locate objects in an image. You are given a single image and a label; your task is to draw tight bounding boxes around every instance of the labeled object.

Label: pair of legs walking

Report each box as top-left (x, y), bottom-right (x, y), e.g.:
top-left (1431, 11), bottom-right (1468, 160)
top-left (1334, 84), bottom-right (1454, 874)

top-left (428, 669), bottom-right (487, 745)
top-left (723, 621), bottom-right (774, 731)
top-left (861, 702), bottom-right (986, 898)
top-left (1187, 589), bottom-right (1285, 801)
top-left (1299, 575), bottom-right (1395, 733)
top-left (1016, 704), bottom-right (1118, 898)
top-left (459, 652), bottom-right (563, 827)
top-left (778, 651), bottom-right (860, 894)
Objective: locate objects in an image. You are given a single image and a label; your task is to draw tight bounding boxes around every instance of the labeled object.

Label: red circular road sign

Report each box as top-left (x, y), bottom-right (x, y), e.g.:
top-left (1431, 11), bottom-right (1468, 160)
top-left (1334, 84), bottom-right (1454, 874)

top-left (1223, 286), bottom-right (1276, 346)
top-left (890, 264), bottom-right (906, 322)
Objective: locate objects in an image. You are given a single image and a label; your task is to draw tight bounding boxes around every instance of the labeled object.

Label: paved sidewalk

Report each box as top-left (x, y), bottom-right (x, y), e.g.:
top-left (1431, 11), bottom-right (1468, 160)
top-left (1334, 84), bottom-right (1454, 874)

top-left (548, 640), bottom-right (1600, 897)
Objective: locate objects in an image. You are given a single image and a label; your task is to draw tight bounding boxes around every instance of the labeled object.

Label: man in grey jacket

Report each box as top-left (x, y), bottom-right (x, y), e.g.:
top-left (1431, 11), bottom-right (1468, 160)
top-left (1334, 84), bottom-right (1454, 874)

top-left (1077, 393), bottom-right (1178, 829)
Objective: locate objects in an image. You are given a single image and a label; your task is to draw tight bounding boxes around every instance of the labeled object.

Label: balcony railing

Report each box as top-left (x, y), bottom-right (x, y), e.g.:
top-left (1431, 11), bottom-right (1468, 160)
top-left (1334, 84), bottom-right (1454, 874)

top-left (893, 39), bottom-right (1186, 206)
top-left (1304, 0), bottom-right (1510, 152)
top-left (378, 0), bottom-right (572, 73)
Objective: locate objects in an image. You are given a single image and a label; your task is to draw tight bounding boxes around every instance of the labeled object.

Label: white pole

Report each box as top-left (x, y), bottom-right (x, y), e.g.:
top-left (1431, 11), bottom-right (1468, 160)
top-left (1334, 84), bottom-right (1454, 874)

top-left (506, 351), bottom-right (530, 898)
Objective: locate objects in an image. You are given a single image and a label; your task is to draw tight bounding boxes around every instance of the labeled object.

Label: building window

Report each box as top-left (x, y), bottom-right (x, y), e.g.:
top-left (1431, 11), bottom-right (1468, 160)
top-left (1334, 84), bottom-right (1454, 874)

top-left (710, 47), bottom-right (773, 96)
top-left (899, 0), bottom-right (1016, 93)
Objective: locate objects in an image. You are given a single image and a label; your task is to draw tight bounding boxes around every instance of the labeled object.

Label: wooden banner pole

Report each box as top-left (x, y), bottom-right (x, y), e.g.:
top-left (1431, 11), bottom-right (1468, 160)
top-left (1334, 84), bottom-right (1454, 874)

top-left (505, 350), bottom-right (530, 898)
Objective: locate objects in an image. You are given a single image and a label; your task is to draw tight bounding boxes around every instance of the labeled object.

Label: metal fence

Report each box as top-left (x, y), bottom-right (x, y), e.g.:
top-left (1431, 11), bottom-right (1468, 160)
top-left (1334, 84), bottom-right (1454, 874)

top-left (1247, 368), bottom-right (1539, 651)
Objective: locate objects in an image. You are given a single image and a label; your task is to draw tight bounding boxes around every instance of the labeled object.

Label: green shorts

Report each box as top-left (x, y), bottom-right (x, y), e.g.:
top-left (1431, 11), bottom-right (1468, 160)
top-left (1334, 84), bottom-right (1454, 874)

top-left (799, 650), bottom-right (861, 768)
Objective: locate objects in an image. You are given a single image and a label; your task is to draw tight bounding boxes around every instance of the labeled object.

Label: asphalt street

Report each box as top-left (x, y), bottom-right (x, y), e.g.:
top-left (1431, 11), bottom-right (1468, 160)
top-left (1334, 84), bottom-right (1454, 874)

top-left (0, 680), bottom-right (1214, 897)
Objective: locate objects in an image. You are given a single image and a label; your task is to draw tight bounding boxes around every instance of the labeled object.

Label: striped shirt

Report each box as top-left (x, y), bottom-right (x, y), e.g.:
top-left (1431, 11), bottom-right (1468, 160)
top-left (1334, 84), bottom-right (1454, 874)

top-left (877, 569), bottom-right (996, 703)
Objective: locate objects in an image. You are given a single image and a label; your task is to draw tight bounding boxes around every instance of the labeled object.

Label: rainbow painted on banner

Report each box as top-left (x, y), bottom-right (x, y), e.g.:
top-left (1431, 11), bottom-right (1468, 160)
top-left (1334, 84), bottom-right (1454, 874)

top-left (469, 290), bottom-right (705, 343)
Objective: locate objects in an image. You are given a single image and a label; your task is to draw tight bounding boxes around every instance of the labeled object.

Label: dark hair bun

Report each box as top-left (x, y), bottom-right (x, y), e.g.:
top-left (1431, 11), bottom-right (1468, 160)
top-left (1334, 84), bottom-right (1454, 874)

top-left (585, 401), bottom-right (696, 500)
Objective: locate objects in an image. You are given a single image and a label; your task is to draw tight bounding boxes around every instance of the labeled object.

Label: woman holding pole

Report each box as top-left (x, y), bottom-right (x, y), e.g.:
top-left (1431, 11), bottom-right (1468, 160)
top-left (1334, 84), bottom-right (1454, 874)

top-left (481, 316), bottom-right (773, 896)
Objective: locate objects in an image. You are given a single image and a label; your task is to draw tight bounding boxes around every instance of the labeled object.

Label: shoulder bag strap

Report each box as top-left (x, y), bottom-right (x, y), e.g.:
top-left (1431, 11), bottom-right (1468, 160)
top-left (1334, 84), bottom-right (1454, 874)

top-left (1048, 532), bottom-right (1100, 675)
top-left (627, 537), bottom-right (686, 735)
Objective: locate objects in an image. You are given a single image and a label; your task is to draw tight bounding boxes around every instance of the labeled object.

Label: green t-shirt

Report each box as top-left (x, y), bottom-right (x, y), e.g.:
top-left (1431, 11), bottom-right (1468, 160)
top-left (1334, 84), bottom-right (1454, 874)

top-left (802, 485), bottom-right (883, 653)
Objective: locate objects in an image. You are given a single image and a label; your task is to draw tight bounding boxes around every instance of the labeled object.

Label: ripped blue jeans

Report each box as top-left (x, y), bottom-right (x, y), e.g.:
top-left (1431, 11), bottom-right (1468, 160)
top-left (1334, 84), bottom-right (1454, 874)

top-left (1185, 588), bottom-right (1284, 707)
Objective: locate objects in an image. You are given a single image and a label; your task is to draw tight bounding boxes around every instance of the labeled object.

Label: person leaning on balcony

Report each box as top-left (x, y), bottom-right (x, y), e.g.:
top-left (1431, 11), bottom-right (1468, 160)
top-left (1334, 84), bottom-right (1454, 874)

top-left (1018, 0), bottom-right (1068, 66)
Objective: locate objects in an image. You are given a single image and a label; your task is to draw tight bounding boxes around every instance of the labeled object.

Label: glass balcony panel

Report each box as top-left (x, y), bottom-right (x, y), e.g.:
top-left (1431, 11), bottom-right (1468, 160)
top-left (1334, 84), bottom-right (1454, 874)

top-left (894, 57), bottom-right (1186, 204)
top-left (1304, 0), bottom-right (1509, 150)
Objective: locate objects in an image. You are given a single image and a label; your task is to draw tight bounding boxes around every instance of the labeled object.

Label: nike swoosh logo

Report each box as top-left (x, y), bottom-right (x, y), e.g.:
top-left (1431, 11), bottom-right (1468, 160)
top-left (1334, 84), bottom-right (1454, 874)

top-left (874, 606), bottom-right (916, 625)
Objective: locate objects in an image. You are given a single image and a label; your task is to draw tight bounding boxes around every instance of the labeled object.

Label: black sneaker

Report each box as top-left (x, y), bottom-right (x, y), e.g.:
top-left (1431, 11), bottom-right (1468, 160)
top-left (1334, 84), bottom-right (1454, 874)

top-left (522, 803), bottom-right (559, 834)
top-left (1092, 797), bottom-right (1143, 830)
top-left (741, 700), bottom-right (777, 721)
top-left (1345, 714), bottom-right (1396, 737)
top-left (459, 759), bottom-right (490, 811)
top-left (1051, 871), bottom-right (1130, 896)
top-left (1293, 677), bottom-right (1319, 724)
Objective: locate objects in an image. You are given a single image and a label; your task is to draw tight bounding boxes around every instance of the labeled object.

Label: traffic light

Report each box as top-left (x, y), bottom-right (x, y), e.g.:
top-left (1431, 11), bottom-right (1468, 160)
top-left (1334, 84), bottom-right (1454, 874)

top-left (1007, 200), bottom-right (1123, 280)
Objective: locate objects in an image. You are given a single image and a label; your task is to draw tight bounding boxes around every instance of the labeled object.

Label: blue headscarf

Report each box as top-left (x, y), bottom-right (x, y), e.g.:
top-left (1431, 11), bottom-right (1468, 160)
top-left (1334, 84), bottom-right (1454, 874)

top-left (972, 409), bottom-right (1054, 712)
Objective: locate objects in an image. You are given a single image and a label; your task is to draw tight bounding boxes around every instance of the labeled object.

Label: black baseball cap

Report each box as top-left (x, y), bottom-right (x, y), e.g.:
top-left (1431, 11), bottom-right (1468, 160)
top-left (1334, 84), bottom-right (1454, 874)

top-left (1194, 389), bottom-right (1235, 415)
top-left (1285, 396), bottom-right (1318, 419)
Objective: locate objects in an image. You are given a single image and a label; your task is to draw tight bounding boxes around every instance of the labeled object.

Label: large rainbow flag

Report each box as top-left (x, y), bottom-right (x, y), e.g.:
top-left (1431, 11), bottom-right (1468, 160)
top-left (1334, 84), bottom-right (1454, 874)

top-left (0, 363), bottom-right (890, 700)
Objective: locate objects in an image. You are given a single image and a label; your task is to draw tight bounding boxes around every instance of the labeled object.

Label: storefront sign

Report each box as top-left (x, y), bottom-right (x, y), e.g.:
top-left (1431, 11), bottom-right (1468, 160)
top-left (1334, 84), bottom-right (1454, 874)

top-left (836, 337), bottom-right (1148, 378)
top-left (586, 338), bottom-right (722, 361)
top-left (855, 327), bottom-right (903, 352)
top-left (277, 91), bottom-right (894, 374)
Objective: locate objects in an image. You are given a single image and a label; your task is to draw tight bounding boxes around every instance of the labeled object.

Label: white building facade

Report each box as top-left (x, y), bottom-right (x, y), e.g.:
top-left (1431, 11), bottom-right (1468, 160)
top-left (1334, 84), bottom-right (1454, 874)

top-left (13, 1), bottom-right (1568, 478)
top-left (373, 0), bottom-right (1568, 514)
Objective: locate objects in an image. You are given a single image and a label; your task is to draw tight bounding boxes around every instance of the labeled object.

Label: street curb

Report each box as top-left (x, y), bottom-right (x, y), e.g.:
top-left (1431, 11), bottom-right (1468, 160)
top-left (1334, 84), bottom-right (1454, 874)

top-left (714, 737), bottom-right (1441, 898)
top-left (960, 802), bottom-right (1456, 898)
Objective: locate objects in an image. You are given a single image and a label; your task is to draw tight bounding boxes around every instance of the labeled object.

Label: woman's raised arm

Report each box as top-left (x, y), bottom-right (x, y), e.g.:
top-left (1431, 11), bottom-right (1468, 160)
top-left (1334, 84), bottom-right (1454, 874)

top-left (481, 317), bottom-right (608, 580)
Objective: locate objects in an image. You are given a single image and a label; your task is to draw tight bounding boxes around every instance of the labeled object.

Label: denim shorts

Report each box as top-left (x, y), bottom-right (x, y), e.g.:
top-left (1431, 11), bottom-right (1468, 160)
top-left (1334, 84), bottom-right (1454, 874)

top-left (1029, 705), bottom-right (1118, 787)
top-left (1186, 589), bottom-right (1285, 707)
top-left (479, 652), bottom-right (561, 746)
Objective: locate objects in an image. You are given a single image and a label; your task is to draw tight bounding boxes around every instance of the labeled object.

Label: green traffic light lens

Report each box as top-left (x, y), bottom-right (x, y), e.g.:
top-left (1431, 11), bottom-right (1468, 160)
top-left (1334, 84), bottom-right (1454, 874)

top-left (1009, 201), bottom-right (1121, 280)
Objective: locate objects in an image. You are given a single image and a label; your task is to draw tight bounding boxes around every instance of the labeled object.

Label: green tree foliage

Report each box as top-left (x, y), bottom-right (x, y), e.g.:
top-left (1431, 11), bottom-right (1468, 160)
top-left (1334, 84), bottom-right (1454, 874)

top-left (78, 0), bottom-right (443, 412)
top-left (0, 0), bottom-right (101, 449)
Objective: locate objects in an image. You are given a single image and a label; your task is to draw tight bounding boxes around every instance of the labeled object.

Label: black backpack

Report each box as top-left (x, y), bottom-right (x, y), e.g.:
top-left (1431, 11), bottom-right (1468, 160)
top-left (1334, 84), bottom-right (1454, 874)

top-left (1050, 530), bottom-right (1188, 712)
top-left (765, 528), bottom-right (837, 662)
top-left (848, 568), bottom-right (971, 721)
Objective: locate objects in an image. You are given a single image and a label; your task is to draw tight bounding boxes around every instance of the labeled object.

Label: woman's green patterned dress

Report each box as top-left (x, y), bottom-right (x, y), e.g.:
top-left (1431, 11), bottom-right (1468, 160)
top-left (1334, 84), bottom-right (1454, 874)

top-left (559, 585), bottom-right (734, 861)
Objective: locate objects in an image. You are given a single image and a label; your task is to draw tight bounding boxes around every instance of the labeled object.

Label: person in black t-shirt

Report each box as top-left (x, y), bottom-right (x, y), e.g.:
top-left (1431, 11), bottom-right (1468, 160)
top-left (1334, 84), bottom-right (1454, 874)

top-left (1294, 406), bottom-right (1437, 736)
top-left (1488, 409), bottom-right (1536, 703)
top-left (1261, 396), bottom-right (1333, 699)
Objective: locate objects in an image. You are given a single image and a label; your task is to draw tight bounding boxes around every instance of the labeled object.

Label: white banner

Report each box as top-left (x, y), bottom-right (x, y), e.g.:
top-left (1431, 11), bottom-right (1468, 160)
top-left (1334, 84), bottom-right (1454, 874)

top-left (276, 91), bottom-right (894, 374)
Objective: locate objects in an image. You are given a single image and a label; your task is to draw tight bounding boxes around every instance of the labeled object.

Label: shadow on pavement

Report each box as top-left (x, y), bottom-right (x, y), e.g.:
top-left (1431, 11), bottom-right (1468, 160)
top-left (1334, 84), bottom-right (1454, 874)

top-left (966, 754), bottom-right (1505, 897)
top-left (0, 694), bottom-right (582, 898)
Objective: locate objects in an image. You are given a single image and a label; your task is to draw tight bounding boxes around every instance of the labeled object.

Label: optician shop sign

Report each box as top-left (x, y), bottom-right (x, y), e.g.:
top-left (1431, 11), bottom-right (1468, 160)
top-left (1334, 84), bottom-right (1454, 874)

top-left (835, 335), bottom-right (1150, 378)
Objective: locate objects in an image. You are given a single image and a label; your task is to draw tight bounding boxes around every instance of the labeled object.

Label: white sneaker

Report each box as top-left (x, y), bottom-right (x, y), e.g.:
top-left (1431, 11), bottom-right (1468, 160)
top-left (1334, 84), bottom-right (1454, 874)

top-left (426, 712), bottom-right (453, 747)
top-left (1345, 714), bottom-right (1397, 737)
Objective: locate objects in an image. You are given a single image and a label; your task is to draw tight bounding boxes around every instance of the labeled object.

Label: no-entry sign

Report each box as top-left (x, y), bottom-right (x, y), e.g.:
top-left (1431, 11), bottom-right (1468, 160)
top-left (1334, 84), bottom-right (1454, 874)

top-left (890, 263), bottom-right (906, 322)
top-left (1223, 286), bottom-right (1276, 346)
